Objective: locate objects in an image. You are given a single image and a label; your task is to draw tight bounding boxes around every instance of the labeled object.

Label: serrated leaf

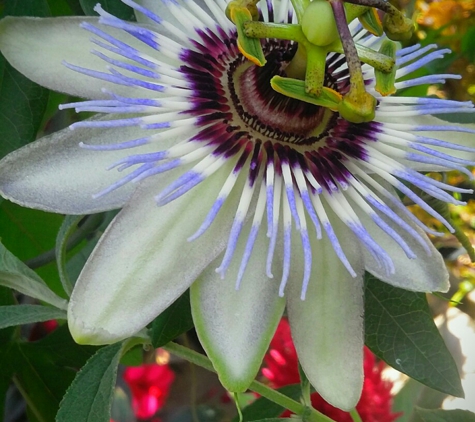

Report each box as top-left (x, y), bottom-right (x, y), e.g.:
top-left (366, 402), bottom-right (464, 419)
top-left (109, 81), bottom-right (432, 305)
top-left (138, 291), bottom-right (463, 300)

top-left (364, 274), bottom-right (463, 398)
top-left (56, 341), bottom-right (125, 422)
top-left (79, 0), bottom-right (135, 20)
top-left (151, 289), bottom-right (194, 348)
top-left (416, 408), bottom-right (475, 422)
top-left (0, 241), bottom-right (67, 310)
top-left (0, 305), bottom-right (66, 330)
top-left (232, 385), bottom-right (302, 422)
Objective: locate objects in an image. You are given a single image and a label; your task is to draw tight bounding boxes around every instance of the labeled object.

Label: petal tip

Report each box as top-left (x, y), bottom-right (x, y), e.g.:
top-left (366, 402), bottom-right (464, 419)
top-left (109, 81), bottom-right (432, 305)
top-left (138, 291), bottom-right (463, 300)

top-left (68, 307), bottom-right (123, 346)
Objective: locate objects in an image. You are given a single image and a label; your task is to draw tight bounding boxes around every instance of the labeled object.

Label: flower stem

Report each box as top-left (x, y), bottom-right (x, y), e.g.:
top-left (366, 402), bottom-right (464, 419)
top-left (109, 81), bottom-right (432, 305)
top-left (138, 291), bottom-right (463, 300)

top-left (349, 408), bottom-right (363, 422)
top-left (329, 0), bottom-right (376, 122)
top-left (163, 342), bottom-right (336, 422)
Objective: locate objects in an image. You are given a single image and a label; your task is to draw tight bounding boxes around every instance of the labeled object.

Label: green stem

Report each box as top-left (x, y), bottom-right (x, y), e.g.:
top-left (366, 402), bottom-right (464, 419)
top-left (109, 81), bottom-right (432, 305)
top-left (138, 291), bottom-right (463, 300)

top-left (163, 342), bottom-right (335, 422)
top-left (244, 22), bottom-right (306, 42)
top-left (350, 409), bottom-right (363, 422)
top-left (24, 213), bottom-right (105, 269)
top-left (298, 363), bottom-right (312, 407)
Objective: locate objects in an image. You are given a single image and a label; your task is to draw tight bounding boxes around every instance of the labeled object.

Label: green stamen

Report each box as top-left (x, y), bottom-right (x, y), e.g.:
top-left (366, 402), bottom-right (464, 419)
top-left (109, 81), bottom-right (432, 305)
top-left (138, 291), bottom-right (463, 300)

top-left (243, 22), bottom-right (305, 42)
top-left (226, 0), bottom-right (407, 123)
top-left (271, 76), bottom-right (341, 110)
top-left (226, 0), bottom-right (266, 66)
top-left (358, 7), bottom-right (383, 36)
top-left (375, 40), bottom-right (398, 96)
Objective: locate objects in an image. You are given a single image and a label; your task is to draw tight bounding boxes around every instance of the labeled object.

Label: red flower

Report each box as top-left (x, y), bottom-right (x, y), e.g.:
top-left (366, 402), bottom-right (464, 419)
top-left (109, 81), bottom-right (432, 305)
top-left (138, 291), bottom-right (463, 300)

top-left (263, 318), bottom-right (400, 422)
top-left (123, 361), bottom-right (175, 420)
top-left (28, 319), bottom-right (59, 341)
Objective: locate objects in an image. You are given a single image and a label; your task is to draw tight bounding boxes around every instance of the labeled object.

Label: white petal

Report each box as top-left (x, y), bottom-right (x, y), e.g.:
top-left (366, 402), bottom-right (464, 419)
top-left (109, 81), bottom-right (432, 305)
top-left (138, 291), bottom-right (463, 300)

top-left (0, 16), bottom-right (151, 99)
top-left (385, 114), bottom-right (475, 171)
top-left (133, 0), bottom-right (181, 27)
top-left (68, 162), bottom-right (242, 345)
top-left (191, 229), bottom-right (285, 392)
top-left (286, 226), bottom-right (365, 411)
top-left (354, 202), bottom-right (450, 292)
top-left (0, 117), bottom-right (162, 214)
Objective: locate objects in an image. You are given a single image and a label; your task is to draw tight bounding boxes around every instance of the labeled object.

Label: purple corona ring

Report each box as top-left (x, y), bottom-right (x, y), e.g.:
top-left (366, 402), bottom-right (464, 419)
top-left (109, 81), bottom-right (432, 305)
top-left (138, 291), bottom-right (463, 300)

top-left (0, 0), bottom-right (474, 411)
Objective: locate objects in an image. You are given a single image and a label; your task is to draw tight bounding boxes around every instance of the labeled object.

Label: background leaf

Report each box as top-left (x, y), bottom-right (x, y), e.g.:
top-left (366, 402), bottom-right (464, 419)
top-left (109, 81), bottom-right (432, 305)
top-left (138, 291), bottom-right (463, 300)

top-left (0, 305), bottom-right (66, 330)
top-left (151, 289), bottom-right (194, 348)
top-left (79, 0), bottom-right (135, 20)
top-left (0, 201), bottom-right (64, 296)
top-left (416, 408), bottom-right (475, 422)
top-left (364, 274), bottom-right (463, 398)
top-left (0, 241), bottom-right (67, 309)
top-left (0, 325), bottom-right (98, 422)
top-left (0, 0), bottom-right (51, 158)
top-left (56, 341), bottom-right (125, 422)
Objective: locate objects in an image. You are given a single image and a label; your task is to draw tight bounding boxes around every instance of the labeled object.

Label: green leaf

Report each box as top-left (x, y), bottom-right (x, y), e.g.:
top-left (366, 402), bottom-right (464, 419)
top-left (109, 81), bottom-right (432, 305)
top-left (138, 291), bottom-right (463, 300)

top-left (392, 378), bottom-right (425, 422)
top-left (0, 305), bottom-right (66, 330)
top-left (22, 324), bottom-right (98, 368)
top-left (0, 201), bottom-right (64, 296)
top-left (2, 0), bottom-right (51, 16)
top-left (0, 241), bottom-right (67, 310)
top-left (0, 324), bottom-right (98, 422)
top-left (364, 274), bottom-right (463, 398)
top-left (461, 27), bottom-right (475, 62)
top-left (79, 0), bottom-right (135, 20)
top-left (0, 375), bottom-right (10, 421)
top-left (0, 0), bottom-right (50, 159)
top-left (56, 341), bottom-right (125, 422)
top-left (151, 289), bottom-right (194, 348)
top-left (416, 408), bottom-right (475, 422)
top-left (232, 385), bottom-right (302, 422)
top-left (46, 0), bottom-right (79, 16)
top-left (12, 345), bottom-right (77, 422)
top-left (0, 285), bottom-right (16, 343)
top-left (392, 378), bottom-right (447, 422)
top-left (111, 387), bottom-right (135, 422)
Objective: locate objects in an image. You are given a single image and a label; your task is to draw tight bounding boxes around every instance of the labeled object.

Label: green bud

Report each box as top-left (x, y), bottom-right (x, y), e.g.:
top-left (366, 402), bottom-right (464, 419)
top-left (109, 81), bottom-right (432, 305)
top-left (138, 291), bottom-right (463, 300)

top-left (301, 0), bottom-right (339, 47)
